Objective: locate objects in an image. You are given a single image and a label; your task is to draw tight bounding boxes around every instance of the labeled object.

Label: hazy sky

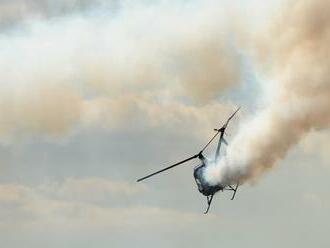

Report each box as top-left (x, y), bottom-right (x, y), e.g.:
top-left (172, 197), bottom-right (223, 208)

top-left (0, 0), bottom-right (329, 247)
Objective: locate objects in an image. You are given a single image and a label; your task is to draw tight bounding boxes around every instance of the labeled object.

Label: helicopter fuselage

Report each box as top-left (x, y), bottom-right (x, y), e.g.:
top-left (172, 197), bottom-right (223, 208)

top-left (193, 163), bottom-right (223, 196)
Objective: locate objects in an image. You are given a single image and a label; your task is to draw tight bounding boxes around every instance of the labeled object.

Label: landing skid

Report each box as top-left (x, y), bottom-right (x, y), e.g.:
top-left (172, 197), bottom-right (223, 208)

top-left (203, 183), bottom-right (239, 214)
top-left (225, 182), bottom-right (239, 200)
top-left (204, 194), bottom-right (214, 214)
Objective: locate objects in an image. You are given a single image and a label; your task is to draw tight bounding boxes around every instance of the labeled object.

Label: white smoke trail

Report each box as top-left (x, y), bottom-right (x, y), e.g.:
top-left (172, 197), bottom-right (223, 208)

top-left (205, 0), bottom-right (330, 186)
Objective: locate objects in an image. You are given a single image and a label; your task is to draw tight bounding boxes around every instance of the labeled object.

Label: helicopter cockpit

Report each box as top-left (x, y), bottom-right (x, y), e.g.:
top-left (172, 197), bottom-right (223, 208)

top-left (193, 153), bottom-right (223, 197)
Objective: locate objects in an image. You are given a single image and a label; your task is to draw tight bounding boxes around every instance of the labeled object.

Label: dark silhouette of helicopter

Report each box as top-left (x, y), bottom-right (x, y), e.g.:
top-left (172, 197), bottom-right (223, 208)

top-left (137, 107), bottom-right (240, 214)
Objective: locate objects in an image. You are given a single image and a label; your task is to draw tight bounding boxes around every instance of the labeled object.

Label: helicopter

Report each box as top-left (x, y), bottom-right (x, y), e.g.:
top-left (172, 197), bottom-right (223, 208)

top-left (137, 107), bottom-right (240, 214)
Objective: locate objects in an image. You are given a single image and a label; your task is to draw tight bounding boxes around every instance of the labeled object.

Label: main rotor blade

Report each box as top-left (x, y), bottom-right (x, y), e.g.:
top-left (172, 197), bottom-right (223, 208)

top-left (223, 107), bottom-right (240, 129)
top-left (137, 154), bottom-right (199, 182)
top-left (202, 107), bottom-right (240, 152)
top-left (201, 131), bottom-right (220, 152)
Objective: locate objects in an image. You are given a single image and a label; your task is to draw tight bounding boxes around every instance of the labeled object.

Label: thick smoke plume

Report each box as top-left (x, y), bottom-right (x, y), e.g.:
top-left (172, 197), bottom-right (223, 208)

top-left (0, 1), bottom-right (240, 142)
top-left (2, 0), bottom-right (329, 186)
top-left (206, 0), bottom-right (330, 185)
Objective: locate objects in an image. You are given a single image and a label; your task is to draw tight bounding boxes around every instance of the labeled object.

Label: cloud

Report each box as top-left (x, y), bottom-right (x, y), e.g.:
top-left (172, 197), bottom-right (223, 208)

top-left (0, 0), bottom-right (241, 143)
top-left (84, 93), bottom-right (236, 138)
top-left (0, 0), bottom-right (119, 29)
top-left (300, 131), bottom-right (330, 166)
top-left (0, 179), bottom-right (214, 231)
top-left (0, 84), bottom-right (83, 142)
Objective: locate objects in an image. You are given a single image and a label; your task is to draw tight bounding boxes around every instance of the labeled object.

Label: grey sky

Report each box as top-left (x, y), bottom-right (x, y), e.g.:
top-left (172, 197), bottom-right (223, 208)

top-left (0, 0), bottom-right (329, 247)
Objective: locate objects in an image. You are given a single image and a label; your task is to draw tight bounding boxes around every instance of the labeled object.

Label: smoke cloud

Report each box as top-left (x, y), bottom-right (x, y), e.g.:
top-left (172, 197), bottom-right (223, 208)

top-left (205, 0), bottom-right (330, 185)
top-left (0, 84), bottom-right (83, 141)
top-left (0, 0), bottom-right (240, 142)
top-left (2, 0), bottom-right (329, 187)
